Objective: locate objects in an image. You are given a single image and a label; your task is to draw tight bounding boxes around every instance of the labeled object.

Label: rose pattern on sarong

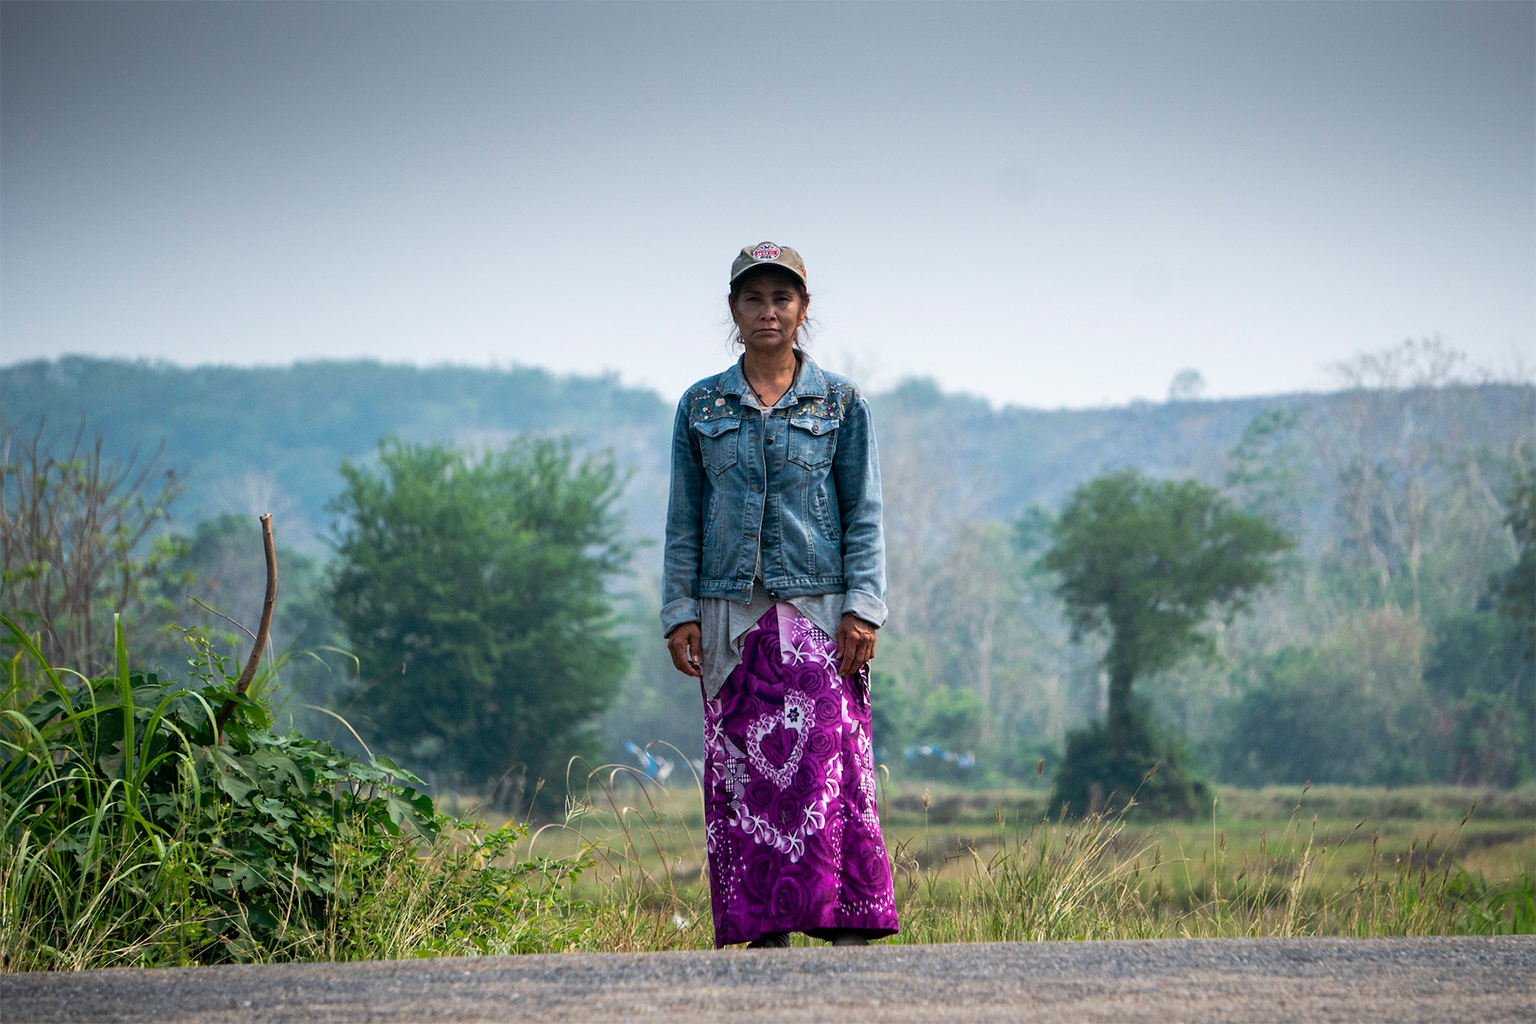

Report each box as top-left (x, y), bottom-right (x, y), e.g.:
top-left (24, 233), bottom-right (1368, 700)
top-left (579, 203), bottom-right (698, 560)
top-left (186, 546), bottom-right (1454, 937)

top-left (702, 603), bottom-right (899, 947)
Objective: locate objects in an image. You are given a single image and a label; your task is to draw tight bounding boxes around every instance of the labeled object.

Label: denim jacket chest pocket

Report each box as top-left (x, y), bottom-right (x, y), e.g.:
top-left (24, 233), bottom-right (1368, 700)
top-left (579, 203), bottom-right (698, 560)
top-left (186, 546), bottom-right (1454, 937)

top-left (693, 417), bottom-right (741, 474)
top-left (787, 415), bottom-right (841, 470)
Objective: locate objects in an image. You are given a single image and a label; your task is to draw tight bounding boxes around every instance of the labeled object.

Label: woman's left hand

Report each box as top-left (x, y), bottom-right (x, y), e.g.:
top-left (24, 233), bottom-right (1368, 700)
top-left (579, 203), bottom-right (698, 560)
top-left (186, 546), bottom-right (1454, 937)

top-left (835, 613), bottom-right (877, 678)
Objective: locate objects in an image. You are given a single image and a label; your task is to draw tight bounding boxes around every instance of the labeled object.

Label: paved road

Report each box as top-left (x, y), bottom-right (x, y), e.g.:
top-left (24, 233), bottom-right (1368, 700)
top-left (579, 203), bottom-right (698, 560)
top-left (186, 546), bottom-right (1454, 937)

top-left (4, 937), bottom-right (1531, 1023)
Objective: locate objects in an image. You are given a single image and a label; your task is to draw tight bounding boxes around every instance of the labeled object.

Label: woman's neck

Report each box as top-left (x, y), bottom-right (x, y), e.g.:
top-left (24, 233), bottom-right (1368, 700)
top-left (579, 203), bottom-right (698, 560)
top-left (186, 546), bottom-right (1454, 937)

top-left (741, 346), bottom-right (799, 408)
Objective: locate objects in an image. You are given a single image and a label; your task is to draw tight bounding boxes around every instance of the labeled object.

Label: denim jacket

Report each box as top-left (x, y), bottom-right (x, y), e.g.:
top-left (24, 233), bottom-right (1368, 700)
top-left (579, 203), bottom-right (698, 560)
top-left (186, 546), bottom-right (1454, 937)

top-left (661, 353), bottom-right (887, 636)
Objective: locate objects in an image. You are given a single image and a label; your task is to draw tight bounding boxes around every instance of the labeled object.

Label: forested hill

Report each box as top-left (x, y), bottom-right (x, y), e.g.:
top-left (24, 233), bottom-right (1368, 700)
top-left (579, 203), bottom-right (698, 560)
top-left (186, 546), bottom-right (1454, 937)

top-left (3, 356), bottom-right (1531, 554)
top-left (0, 357), bottom-right (672, 549)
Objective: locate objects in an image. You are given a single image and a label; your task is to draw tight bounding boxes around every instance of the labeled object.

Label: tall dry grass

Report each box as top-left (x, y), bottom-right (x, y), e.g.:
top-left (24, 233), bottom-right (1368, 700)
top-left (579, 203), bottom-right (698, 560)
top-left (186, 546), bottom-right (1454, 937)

top-left (515, 758), bottom-right (1534, 950)
top-left (887, 793), bottom-right (1531, 942)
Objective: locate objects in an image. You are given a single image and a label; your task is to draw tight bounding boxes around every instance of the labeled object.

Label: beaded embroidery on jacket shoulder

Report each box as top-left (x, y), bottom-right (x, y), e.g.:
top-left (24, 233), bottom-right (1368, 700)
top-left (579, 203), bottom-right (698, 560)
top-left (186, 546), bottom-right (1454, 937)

top-left (685, 380), bottom-right (740, 424)
top-left (798, 380), bottom-right (858, 420)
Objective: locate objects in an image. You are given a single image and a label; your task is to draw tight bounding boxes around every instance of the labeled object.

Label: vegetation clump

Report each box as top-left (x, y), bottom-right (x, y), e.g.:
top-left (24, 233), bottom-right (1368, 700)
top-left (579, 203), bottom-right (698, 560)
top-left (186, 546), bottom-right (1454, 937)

top-left (0, 617), bottom-right (583, 971)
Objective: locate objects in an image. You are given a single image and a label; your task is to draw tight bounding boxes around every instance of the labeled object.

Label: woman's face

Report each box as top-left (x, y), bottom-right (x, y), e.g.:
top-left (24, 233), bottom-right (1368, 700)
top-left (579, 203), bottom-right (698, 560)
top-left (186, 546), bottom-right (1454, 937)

top-left (731, 273), bottom-right (806, 356)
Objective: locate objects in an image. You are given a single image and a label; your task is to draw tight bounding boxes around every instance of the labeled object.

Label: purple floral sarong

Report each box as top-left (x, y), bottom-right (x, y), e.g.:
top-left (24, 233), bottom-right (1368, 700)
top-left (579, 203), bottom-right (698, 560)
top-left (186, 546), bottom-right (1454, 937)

top-left (702, 603), bottom-right (899, 947)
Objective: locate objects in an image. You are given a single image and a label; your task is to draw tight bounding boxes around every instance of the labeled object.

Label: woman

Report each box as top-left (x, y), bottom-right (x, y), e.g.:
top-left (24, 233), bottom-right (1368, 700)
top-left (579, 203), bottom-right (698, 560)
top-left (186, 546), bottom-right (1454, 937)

top-left (661, 241), bottom-right (899, 949)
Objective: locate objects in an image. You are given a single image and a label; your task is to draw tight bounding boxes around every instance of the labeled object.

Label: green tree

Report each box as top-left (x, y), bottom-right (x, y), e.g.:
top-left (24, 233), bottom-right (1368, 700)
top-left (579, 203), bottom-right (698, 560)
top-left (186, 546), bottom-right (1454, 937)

top-left (1219, 611), bottom-right (1436, 786)
top-left (1493, 446), bottom-right (1535, 650)
top-left (1417, 448), bottom-right (1536, 786)
top-left (329, 437), bottom-right (631, 809)
top-left (1042, 469), bottom-right (1291, 815)
top-left (1425, 610), bottom-right (1533, 786)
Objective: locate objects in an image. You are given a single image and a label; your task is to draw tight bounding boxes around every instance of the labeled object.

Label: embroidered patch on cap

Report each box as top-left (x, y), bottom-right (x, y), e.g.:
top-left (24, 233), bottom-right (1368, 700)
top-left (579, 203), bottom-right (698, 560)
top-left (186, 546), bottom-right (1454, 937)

top-left (751, 242), bottom-right (781, 262)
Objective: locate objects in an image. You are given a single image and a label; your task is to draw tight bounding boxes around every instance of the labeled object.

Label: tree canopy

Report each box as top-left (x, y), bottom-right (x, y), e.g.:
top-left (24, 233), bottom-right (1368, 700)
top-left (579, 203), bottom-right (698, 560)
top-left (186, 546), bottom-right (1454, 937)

top-left (1494, 448), bottom-right (1535, 650)
top-left (329, 437), bottom-right (631, 808)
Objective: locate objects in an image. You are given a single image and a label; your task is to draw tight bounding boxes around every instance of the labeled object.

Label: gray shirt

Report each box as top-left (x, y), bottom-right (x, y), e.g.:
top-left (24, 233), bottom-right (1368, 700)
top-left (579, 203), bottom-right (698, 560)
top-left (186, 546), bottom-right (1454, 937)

top-left (699, 581), bottom-right (846, 697)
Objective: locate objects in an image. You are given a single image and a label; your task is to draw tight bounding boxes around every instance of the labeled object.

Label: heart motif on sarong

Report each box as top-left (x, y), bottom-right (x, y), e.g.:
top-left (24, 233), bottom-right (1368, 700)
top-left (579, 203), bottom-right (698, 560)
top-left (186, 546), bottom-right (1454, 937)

top-left (746, 691), bottom-right (813, 790)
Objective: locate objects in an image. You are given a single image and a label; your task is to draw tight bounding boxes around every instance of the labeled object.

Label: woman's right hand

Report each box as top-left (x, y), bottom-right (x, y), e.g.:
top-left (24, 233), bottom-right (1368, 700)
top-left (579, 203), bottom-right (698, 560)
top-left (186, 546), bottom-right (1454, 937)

top-left (666, 622), bottom-right (703, 677)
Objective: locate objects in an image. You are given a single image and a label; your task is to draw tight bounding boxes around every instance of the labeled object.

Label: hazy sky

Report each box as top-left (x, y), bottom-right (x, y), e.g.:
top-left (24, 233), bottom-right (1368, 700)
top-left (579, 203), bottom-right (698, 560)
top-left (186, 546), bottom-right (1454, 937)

top-left (3, 2), bottom-right (1532, 408)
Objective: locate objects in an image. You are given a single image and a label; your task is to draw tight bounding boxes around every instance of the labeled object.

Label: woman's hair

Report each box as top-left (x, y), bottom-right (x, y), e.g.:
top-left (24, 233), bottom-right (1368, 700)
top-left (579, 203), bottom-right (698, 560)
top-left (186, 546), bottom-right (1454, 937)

top-left (727, 264), bottom-right (814, 349)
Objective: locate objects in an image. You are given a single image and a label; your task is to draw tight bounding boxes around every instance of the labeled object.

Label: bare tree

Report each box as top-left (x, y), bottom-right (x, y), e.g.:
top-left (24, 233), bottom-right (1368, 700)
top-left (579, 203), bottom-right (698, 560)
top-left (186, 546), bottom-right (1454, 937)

top-left (0, 418), bottom-right (183, 673)
top-left (1312, 338), bottom-right (1498, 616)
top-left (878, 400), bottom-right (989, 640)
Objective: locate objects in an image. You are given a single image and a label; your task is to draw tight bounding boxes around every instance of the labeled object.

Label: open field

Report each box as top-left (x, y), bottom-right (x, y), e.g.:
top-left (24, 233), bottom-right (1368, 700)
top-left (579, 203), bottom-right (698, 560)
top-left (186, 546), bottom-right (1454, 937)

top-left (878, 783), bottom-right (1536, 890)
top-left (516, 778), bottom-right (1536, 885)
top-left (483, 777), bottom-right (1534, 951)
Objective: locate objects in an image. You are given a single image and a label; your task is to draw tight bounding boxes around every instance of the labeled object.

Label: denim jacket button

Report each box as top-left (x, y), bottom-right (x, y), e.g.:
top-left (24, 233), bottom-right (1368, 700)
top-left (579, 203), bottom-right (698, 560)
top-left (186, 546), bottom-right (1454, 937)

top-left (765, 437), bottom-right (774, 446)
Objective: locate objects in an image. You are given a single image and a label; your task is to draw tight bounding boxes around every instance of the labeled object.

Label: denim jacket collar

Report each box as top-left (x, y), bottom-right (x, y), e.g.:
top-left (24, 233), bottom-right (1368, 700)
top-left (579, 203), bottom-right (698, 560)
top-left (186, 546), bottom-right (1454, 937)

top-left (720, 352), bottom-right (829, 408)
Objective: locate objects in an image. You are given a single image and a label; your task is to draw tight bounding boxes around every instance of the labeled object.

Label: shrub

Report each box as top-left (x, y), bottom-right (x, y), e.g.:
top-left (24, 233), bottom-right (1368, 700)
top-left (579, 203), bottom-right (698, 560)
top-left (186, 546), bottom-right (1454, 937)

top-left (1050, 706), bottom-right (1209, 819)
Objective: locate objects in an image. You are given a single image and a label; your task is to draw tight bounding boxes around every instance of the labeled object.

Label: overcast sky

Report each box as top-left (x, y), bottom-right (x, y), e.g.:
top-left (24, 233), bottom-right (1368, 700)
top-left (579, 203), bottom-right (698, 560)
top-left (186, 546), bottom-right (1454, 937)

top-left (3, 2), bottom-right (1531, 408)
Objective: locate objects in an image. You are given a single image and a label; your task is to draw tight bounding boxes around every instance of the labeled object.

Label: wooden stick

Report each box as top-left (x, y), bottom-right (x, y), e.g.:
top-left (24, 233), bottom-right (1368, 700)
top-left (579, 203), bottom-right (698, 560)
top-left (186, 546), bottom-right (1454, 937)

top-left (216, 513), bottom-right (276, 737)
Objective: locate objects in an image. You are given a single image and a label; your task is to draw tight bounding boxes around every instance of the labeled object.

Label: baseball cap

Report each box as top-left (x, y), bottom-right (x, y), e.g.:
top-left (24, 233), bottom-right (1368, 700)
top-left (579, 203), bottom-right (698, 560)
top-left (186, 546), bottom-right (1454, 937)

top-left (730, 241), bottom-right (807, 287)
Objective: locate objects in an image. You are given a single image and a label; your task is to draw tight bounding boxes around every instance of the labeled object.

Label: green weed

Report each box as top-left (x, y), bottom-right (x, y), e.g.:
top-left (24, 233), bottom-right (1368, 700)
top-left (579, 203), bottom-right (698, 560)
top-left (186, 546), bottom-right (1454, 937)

top-left (0, 616), bottom-right (584, 969)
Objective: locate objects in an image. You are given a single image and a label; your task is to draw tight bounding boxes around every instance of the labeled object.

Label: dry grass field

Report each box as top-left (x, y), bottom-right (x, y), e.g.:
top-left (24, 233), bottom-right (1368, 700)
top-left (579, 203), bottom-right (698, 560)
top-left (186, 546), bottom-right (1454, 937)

top-left (492, 772), bottom-right (1534, 951)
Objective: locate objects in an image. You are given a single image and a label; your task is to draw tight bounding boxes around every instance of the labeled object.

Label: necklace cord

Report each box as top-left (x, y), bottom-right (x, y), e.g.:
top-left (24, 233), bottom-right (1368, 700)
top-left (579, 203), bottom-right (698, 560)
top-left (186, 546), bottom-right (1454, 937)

top-left (743, 352), bottom-right (799, 409)
top-left (743, 370), bottom-right (771, 408)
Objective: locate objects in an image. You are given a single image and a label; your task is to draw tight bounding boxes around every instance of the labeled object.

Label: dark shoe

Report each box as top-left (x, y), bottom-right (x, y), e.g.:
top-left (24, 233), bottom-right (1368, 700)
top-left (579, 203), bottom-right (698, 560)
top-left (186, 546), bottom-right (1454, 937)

top-left (830, 931), bottom-right (869, 946)
top-left (746, 931), bottom-right (792, 948)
